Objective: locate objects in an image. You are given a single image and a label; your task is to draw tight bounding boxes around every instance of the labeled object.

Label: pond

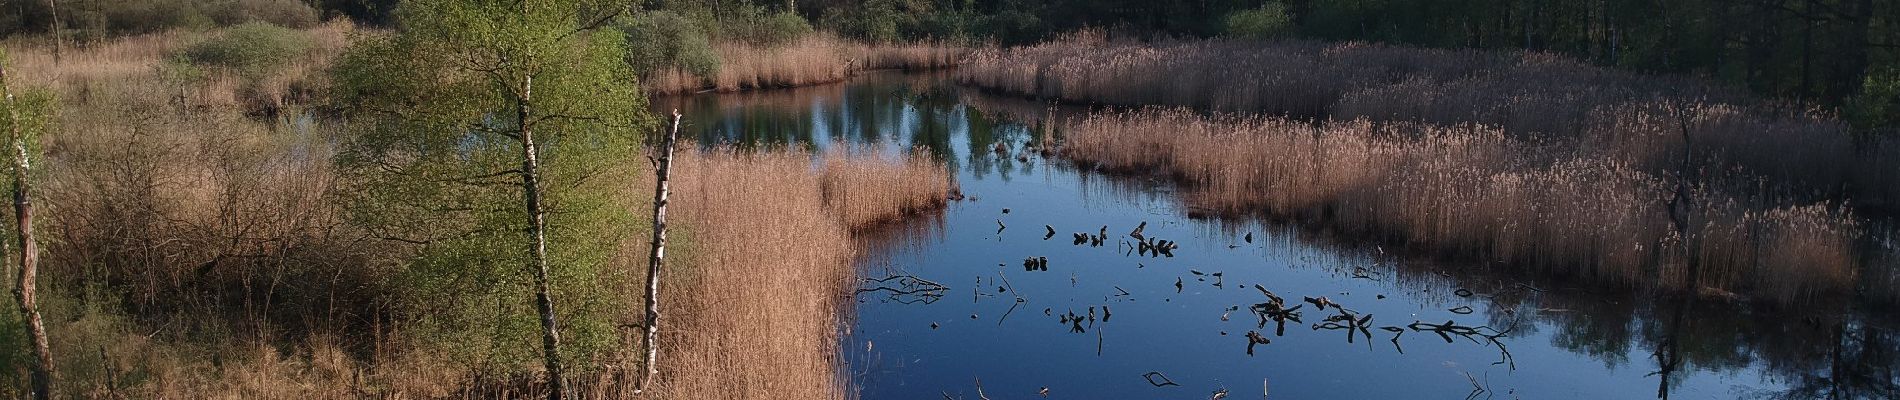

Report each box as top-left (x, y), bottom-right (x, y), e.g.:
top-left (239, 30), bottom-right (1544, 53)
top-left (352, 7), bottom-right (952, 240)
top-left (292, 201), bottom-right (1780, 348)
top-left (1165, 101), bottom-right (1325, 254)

top-left (654, 71), bottom-right (1900, 399)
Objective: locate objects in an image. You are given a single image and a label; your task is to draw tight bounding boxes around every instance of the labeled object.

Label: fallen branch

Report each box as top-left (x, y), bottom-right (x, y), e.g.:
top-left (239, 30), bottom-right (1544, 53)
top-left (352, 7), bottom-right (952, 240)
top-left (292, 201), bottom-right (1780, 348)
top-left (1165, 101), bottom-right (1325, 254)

top-left (1142, 371), bottom-right (1181, 387)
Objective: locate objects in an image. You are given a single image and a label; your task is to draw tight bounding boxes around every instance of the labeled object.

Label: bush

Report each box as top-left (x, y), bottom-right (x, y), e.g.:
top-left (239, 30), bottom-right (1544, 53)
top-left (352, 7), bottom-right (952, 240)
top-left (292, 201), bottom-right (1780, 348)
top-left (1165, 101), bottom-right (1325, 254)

top-left (1224, 3), bottom-right (1292, 40)
top-left (180, 22), bottom-right (313, 80)
top-left (819, 0), bottom-right (902, 44)
top-left (1846, 66), bottom-right (1900, 134)
top-left (98, 0), bottom-right (218, 36)
top-left (17, 0), bottom-right (318, 38)
top-left (752, 11), bottom-right (816, 46)
top-left (208, 0), bottom-right (323, 29)
top-left (624, 11), bottom-right (721, 77)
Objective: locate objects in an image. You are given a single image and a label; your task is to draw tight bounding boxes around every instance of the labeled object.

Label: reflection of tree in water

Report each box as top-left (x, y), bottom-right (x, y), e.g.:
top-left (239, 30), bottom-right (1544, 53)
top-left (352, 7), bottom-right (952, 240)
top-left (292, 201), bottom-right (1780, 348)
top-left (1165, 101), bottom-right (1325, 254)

top-left (1757, 313), bottom-right (1900, 399)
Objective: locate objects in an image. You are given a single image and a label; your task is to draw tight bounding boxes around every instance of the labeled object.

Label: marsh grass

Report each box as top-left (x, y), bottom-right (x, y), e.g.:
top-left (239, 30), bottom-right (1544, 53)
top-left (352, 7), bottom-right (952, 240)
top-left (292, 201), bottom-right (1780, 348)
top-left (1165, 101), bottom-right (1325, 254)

top-left (644, 33), bottom-right (970, 96)
top-left (1064, 108), bottom-right (1861, 304)
top-left (960, 35), bottom-right (1889, 206)
top-left (4, 24), bottom-right (954, 398)
top-left (963, 33), bottom-right (1886, 305)
top-left (822, 147), bottom-right (957, 229)
top-left (628, 146), bottom-right (950, 399)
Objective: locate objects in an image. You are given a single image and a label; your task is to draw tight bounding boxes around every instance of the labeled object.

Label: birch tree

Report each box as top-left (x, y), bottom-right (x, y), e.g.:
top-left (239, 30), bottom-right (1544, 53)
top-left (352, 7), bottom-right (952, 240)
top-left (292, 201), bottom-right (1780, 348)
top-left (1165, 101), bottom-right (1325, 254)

top-left (331, 1), bottom-right (647, 397)
top-left (0, 49), bottom-right (55, 400)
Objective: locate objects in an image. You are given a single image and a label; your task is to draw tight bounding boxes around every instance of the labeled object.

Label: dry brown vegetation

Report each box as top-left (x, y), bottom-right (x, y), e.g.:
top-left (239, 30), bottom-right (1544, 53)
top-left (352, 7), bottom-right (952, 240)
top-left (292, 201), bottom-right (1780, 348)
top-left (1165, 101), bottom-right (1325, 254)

top-left (1065, 108), bottom-right (1864, 305)
top-left (966, 34), bottom-right (1894, 305)
top-left (644, 34), bottom-right (970, 95)
top-left (637, 146), bottom-right (951, 399)
top-left (3, 23), bottom-right (955, 398)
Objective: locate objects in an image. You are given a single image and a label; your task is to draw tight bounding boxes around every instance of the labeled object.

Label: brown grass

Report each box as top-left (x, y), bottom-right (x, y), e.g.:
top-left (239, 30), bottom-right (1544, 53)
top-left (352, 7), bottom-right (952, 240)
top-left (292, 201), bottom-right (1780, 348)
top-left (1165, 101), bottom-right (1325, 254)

top-left (959, 35), bottom-right (1886, 206)
top-left (5, 24), bottom-right (955, 398)
top-left (629, 146), bottom-right (950, 399)
top-left (1064, 108), bottom-right (1862, 304)
top-left (822, 147), bottom-right (957, 229)
top-left (644, 33), bottom-right (972, 96)
top-left (964, 33), bottom-right (1885, 305)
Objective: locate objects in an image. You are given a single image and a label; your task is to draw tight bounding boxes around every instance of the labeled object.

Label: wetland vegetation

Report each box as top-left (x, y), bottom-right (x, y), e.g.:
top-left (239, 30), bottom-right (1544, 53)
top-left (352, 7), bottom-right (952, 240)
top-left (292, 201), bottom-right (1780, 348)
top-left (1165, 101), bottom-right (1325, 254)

top-left (1, 0), bottom-right (1897, 399)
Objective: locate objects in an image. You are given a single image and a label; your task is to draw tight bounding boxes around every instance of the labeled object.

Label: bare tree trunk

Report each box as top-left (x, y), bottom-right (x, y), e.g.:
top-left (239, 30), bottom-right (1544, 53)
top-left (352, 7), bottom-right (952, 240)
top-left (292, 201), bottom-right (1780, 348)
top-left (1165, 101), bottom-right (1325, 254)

top-left (1, 59), bottom-right (54, 400)
top-left (634, 110), bottom-right (682, 394)
top-left (516, 74), bottom-right (567, 400)
top-left (47, 0), bottom-right (62, 64)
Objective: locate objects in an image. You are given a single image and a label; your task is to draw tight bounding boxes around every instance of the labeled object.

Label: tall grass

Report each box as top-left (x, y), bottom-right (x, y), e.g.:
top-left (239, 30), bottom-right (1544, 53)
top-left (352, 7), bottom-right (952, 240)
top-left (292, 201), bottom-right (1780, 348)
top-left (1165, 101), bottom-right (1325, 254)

top-left (644, 33), bottom-right (971, 96)
top-left (960, 35), bottom-right (1891, 208)
top-left (4, 25), bottom-right (956, 398)
top-left (963, 33), bottom-right (1889, 305)
top-left (822, 147), bottom-right (957, 229)
top-left (633, 146), bottom-right (950, 399)
top-left (1064, 108), bottom-right (1861, 304)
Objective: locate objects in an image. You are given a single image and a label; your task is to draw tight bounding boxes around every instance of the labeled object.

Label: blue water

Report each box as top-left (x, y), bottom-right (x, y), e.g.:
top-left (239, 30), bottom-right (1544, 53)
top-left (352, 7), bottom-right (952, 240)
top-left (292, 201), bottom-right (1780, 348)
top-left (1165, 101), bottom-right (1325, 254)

top-left (657, 71), bottom-right (1900, 400)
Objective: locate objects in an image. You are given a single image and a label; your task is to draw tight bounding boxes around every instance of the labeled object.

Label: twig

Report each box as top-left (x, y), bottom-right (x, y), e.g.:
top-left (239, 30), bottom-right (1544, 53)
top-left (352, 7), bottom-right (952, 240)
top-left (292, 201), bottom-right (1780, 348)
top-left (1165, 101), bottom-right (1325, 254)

top-left (1142, 371), bottom-right (1181, 387)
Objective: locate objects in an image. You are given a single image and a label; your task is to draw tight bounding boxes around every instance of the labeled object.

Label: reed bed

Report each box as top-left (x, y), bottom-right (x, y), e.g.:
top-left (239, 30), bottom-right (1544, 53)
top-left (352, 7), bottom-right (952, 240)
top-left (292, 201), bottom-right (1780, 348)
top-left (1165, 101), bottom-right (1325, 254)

top-left (821, 147), bottom-right (958, 229)
top-left (644, 34), bottom-right (971, 96)
top-left (6, 20), bottom-right (355, 114)
top-left (1065, 108), bottom-right (1862, 304)
top-left (960, 36), bottom-right (1888, 207)
top-left (856, 41), bottom-right (968, 71)
top-left (631, 148), bottom-right (854, 399)
top-left (967, 33), bottom-right (1887, 304)
top-left (633, 146), bottom-right (950, 399)
top-left (6, 25), bottom-right (956, 398)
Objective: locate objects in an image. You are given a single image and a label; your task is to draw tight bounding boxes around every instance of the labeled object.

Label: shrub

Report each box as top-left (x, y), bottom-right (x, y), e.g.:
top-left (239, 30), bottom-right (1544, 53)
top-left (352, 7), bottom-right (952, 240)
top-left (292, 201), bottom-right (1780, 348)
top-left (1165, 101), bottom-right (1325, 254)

top-left (180, 22), bottom-right (313, 80)
top-left (1224, 3), bottom-right (1292, 40)
top-left (1845, 65), bottom-right (1900, 133)
top-left (750, 11), bottom-right (816, 46)
top-left (208, 0), bottom-right (323, 29)
top-left (623, 10), bottom-right (720, 77)
top-left (819, 0), bottom-right (902, 44)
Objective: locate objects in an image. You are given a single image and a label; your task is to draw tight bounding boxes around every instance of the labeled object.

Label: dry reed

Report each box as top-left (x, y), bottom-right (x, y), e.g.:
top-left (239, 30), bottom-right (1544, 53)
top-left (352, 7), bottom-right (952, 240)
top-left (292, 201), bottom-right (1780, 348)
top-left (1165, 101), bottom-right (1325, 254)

top-left (1064, 108), bottom-right (1862, 304)
top-left (6, 24), bottom-right (955, 398)
top-left (644, 33), bottom-right (971, 96)
top-left (959, 35), bottom-right (1885, 208)
top-left (629, 146), bottom-right (949, 399)
top-left (821, 147), bottom-right (957, 229)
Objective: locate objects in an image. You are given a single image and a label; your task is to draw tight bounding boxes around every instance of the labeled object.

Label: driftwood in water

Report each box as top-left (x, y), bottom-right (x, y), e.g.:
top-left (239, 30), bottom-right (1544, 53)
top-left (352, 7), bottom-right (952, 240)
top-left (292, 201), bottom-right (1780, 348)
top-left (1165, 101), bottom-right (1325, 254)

top-left (858, 275), bottom-right (948, 304)
top-left (1142, 371), bottom-right (1181, 387)
top-left (1245, 330), bottom-right (1272, 355)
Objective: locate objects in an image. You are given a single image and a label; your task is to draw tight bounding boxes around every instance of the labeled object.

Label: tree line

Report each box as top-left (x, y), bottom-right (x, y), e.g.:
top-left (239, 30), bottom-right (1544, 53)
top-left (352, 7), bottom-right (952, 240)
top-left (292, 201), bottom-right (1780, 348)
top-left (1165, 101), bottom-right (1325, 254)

top-left (6, 1), bottom-right (1893, 130)
top-left (796, 0), bottom-right (1898, 131)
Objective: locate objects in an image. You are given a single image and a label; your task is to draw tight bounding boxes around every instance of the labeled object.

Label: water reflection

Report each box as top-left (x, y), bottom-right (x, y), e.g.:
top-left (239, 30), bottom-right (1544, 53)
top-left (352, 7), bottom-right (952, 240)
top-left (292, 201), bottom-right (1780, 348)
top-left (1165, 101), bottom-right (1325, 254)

top-left (658, 71), bottom-right (1900, 399)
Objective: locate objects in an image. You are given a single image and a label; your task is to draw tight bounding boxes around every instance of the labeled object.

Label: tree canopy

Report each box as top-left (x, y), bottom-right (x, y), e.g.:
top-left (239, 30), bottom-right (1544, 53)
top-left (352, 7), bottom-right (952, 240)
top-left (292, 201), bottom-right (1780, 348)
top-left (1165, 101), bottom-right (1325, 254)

top-left (330, 0), bottom-right (652, 373)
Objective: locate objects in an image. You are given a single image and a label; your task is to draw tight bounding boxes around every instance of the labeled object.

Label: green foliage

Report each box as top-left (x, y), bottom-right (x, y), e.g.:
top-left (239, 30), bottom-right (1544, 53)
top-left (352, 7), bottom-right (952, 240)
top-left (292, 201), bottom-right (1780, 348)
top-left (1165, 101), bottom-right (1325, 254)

top-left (0, 51), bottom-right (54, 166)
top-left (331, 0), bottom-right (653, 373)
top-left (0, 49), bottom-right (48, 395)
top-left (1223, 3), bottom-right (1290, 40)
top-left (981, 9), bottom-right (1043, 46)
top-left (1847, 66), bottom-right (1900, 134)
top-left (207, 0), bottom-right (323, 29)
top-left (644, 0), bottom-right (813, 46)
top-left (179, 22), bottom-right (313, 81)
top-left (3, 0), bottom-right (323, 39)
top-left (748, 11), bottom-right (817, 45)
top-left (819, 0), bottom-right (902, 43)
top-left (623, 10), bottom-right (722, 77)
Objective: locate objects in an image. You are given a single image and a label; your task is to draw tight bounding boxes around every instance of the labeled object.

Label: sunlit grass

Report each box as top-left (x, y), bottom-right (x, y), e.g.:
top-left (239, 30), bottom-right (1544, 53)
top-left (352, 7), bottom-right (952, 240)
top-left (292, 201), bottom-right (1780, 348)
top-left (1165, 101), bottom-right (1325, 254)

top-left (644, 33), bottom-right (970, 95)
